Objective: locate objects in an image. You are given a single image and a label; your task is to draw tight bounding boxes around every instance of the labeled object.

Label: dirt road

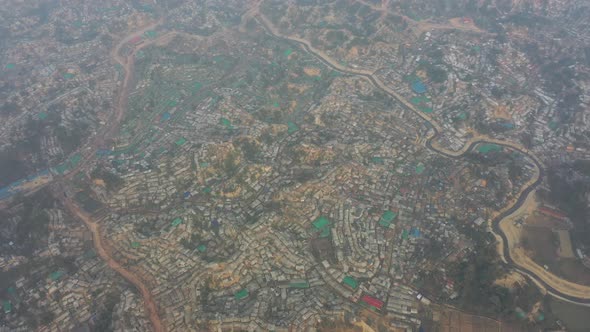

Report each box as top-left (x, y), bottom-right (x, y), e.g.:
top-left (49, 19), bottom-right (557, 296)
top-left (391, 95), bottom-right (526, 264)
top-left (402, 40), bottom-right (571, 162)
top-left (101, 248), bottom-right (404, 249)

top-left (63, 197), bottom-right (165, 332)
top-left (107, 20), bottom-right (164, 140)
top-left (255, 9), bottom-right (590, 304)
top-left (354, 0), bottom-right (490, 35)
top-left (59, 20), bottom-right (165, 181)
top-left (255, 11), bottom-right (444, 135)
top-left (60, 22), bottom-right (168, 331)
top-left (496, 193), bottom-right (590, 301)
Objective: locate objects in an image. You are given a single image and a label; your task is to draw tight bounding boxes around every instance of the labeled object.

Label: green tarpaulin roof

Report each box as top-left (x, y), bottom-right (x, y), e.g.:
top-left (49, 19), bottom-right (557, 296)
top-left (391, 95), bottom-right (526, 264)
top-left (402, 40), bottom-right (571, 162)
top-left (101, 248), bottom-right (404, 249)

top-left (235, 289), bottom-right (249, 300)
top-left (220, 118), bottom-right (233, 129)
top-left (171, 218), bottom-right (182, 227)
top-left (379, 210), bottom-right (397, 227)
top-left (319, 226), bottom-right (331, 238)
top-left (3, 300), bottom-right (11, 313)
top-left (50, 271), bottom-right (64, 281)
top-left (371, 157), bottom-right (384, 164)
top-left (415, 163), bottom-right (425, 174)
top-left (287, 121), bottom-right (299, 134)
top-left (342, 276), bottom-right (358, 289)
top-left (477, 144), bottom-right (502, 154)
top-left (312, 216), bottom-right (330, 230)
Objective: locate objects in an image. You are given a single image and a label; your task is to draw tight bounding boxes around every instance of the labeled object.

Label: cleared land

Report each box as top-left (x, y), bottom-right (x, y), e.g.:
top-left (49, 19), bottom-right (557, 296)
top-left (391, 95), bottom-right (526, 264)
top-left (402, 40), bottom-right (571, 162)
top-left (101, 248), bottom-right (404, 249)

top-left (519, 213), bottom-right (590, 286)
top-left (549, 298), bottom-right (590, 332)
top-left (427, 306), bottom-right (507, 332)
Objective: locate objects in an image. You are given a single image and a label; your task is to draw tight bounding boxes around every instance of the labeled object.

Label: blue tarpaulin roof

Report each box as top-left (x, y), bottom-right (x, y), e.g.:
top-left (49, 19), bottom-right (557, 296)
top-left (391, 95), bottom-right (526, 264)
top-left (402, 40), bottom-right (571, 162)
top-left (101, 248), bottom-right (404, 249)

top-left (411, 80), bottom-right (427, 94)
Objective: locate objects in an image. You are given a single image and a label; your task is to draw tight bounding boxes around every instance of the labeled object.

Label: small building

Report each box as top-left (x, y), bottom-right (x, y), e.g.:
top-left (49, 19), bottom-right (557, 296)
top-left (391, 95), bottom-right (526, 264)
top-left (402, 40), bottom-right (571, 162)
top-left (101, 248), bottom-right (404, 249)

top-left (361, 295), bottom-right (384, 310)
top-left (473, 217), bottom-right (485, 226)
top-left (342, 276), bottom-right (358, 290)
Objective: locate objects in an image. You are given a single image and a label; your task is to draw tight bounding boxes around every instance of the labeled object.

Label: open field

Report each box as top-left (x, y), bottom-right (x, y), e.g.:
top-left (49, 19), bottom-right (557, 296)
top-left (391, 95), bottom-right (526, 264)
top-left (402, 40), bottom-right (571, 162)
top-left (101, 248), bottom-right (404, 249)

top-left (424, 305), bottom-right (518, 332)
top-left (495, 191), bottom-right (590, 299)
top-left (521, 225), bottom-right (558, 265)
top-left (555, 230), bottom-right (574, 258)
top-left (520, 213), bottom-right (590, 286)
top-left (549, 298), bottom-right (590, 332)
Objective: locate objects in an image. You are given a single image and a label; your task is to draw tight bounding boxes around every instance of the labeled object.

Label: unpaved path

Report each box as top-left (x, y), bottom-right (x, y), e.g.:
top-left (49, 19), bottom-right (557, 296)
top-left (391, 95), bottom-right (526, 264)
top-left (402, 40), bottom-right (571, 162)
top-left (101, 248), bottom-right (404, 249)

top-left (354, 0), bottom-right (490, 35)
top-left (63, 197), bottom-right (165, 332)
top-left (255, 8), bottom-right (590, 304)
top-left (60, 22), bottom-right (169, 331)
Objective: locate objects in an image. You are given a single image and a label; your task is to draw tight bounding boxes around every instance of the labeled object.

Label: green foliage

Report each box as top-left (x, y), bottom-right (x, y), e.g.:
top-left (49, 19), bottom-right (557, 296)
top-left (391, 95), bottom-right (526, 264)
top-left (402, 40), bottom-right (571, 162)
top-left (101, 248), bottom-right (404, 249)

top-left (234, 139), bottom-right (260, 162)
top-left (223, 151), bottom-right (240, 177)
top-left (180, 233), bottom-right (203, 251)
top-left (0, 102), bottom-right (20, 116)
top-left (325, 30), bottom-right (347, 49)
top-left (11, 191), bottom-right (54, 256)
top-left (92, 291), bottom-right (119, 332)
top-left (451, 242), bottom-right (503, 314)
top-left (0, 148), bottom-right (28, 187)
top-left (426, 64), bottom-right (447, 83)
top-left (547, 166), bottom-right (590, 247)
top-left (55, 122), bottom-right (88, 155)
top-left (136, 220), bottom-right (158, 237)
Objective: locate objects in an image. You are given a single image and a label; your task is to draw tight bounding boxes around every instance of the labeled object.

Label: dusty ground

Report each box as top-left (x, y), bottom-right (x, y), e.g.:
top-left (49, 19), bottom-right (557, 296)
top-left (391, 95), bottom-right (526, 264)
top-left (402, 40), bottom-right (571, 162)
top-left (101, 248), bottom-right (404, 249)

top-left (288, 83), bottom-right (311, 93)
top-left (555, 259), bottom-right (590, 286)
top-left (555, 230), bottom-right (574, 258)
top-left (304, 67), bottom-right (321, 76)
top-left (93, 178), bottom-right (106, 187)
top-left (524, 213), bottom-right (563, 229)
top-left (549, 297), bottom-right (590, 331)
top-left (319, 308), bottom-right (406, 332)
top-left (518, 210), bottom-right (590, 285)
top-left (497, 190), bottom-right (537, 253)
top-left (521, 225), bottom-right (557, 262)
top-left (493, 104), bottom-right (512, 120)
top-left (491, 185), bottom-right (590, 296)
top-left (347, 46), bottom-right (359, 59)
top-left (429, 305), bottom-right (503, 332)
top-left (448, 17), bottom-right (487, 34)
top-left (494, 271), bottom-right (527, 289)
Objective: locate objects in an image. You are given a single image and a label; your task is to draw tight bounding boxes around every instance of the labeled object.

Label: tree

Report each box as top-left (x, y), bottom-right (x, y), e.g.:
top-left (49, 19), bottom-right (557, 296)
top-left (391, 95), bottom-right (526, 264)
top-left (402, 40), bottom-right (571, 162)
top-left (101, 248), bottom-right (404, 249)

top-left (0, 102), bottom-right (19, 116)
top-left (427, 64), bottom-right (447, 83)
top-left (223, 151), bottom-right (240, 177)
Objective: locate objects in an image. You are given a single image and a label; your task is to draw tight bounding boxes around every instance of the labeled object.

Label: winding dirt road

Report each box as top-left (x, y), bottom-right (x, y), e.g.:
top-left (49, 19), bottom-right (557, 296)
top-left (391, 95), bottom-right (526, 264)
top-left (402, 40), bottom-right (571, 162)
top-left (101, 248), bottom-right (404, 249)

top-left (59, 22), bottom-right (168, 331)
top-left (255, 10), bottom-right (590, 304)
top-left (108, 20), bottom-right (164, 140)
top-left (62, 196), bottom-right (164, 332)
top-left (355, 0), bottom-right (491, 35)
